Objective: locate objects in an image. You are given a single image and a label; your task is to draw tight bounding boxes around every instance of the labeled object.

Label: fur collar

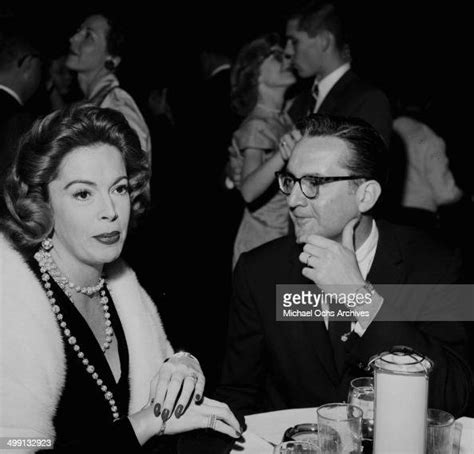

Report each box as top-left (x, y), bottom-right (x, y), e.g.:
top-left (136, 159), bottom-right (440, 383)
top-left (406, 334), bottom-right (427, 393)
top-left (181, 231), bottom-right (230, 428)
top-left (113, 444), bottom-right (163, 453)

top-left (0, 234), bottom-right (172, 442)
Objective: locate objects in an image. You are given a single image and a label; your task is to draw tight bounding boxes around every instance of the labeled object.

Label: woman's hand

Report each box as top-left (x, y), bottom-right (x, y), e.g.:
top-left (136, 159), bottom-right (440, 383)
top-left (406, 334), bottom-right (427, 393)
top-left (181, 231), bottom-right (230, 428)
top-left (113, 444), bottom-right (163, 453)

top-left (148, 352), bottom-right (205, 422)
top-left (159, 397), bottom-right (241, 438)
top-left (130, 397), bottom-right (242, 445)
top-left (227, 139), bottom-right (243, 188)
top-left (278, 129), bottom-right (303, 163)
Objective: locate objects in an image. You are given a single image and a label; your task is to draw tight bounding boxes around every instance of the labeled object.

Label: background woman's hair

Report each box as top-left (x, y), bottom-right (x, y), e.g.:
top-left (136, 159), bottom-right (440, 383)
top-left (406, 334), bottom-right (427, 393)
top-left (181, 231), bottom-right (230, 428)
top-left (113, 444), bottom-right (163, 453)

top-left (1, 103), bottom-right (149, 254)
top-left (101, 13), bottom-right (126, 58)
top-left (230, 33), bottom-right (281, 118)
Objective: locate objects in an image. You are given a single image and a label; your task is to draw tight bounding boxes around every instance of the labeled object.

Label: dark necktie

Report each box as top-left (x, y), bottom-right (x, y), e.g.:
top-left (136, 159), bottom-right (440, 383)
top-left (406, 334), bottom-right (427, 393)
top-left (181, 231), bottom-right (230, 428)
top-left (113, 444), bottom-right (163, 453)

top-left (307, 83), bottom-right (319, 115)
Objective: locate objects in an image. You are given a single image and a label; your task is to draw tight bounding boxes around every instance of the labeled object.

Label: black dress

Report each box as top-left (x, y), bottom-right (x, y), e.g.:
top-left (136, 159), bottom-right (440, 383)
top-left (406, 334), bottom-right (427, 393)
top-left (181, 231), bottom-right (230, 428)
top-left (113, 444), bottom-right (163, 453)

top-left (29, 260), bottom-right (142, 453)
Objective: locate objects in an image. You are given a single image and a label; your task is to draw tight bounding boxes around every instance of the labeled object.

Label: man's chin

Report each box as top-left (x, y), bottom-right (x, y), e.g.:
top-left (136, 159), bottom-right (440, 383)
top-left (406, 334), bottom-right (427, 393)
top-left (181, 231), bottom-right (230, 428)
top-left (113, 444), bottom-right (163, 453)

top-left (293, 226), bottom-right (308, 243)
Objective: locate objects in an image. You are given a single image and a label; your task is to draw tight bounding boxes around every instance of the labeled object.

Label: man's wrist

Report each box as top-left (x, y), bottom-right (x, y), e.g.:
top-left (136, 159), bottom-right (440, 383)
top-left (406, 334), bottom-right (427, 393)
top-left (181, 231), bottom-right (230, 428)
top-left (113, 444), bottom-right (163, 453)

top-left (354, 281), bottom-right (383, 330)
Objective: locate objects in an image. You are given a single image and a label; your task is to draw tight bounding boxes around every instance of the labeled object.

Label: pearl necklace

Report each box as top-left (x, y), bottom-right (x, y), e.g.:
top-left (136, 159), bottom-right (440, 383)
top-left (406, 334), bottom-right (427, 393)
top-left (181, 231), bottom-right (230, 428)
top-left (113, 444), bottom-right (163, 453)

top-left (44, 256), bottom-right (105, 297)
top-left (34, 248), bottom-right (113, 352)
top-left (34, 248), bottom-right (119, 421)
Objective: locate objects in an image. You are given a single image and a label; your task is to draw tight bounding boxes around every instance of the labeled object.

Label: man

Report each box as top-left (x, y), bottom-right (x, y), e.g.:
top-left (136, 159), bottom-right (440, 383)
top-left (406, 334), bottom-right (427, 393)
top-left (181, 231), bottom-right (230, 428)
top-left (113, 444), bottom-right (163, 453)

top-left (285, 1), bottom-right (392, 145)
top-left (215, 115), bottom-right (471, 418)
top-left (225, 1), bottom-right (392, 190)
top-left (0, 24), bottom-right (42, 176)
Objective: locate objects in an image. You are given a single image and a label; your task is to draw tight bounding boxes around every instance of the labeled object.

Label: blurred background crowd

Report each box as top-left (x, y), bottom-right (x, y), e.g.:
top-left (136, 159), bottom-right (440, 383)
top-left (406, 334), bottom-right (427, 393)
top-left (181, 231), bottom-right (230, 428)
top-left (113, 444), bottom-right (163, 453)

top-left (1, 0), bottom-right (472, 395)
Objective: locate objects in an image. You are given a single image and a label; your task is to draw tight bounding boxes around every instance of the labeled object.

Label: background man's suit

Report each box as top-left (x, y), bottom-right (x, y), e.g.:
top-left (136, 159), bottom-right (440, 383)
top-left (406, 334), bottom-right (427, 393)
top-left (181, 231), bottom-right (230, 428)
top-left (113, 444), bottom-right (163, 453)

top-left (215, 220), bottom-right (472, 418)
top-left (0, 89), bottom-right (36, 189)
top-left (288, 69), bottom-right (392, 145)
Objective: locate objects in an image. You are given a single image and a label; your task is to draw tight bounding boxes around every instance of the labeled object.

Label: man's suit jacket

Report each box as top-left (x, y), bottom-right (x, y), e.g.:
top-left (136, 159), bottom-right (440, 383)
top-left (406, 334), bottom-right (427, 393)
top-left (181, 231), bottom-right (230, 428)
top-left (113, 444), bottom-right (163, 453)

top-left (288, 69), bottom-right (392, 145)
top-left (0, 89), bottom-right (22, 125)
top-left (215, 220), bottom-right (472, 417)
top-left (0, 90), bottom-right (35, 179)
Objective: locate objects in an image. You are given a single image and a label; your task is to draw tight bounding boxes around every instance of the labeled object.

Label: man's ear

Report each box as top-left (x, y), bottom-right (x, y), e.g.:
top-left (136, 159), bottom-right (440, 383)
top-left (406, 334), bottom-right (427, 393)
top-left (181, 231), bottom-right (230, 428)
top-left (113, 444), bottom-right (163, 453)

top-left (356, 180), bottom-right (382, 213)
top-left (318, 30), bottom-right (333, 53)
top-left (19, 55), bottom-right (38, 80)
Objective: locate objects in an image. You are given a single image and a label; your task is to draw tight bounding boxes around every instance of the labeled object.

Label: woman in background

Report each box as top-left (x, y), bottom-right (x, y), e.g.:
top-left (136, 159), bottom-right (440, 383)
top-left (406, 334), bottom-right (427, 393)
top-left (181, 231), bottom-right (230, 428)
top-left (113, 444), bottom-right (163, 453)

top-left (66, 12), bottom-right (151, 168)
top-left (231, 33), bottom-right (296, 267)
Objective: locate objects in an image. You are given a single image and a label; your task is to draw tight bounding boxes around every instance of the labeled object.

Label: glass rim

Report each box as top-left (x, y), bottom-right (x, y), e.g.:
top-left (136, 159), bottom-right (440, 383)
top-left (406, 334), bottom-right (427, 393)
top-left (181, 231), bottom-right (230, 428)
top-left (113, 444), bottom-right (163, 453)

top-left (317, 403), bottom-right (363, 421)
top-left (274, 439), bottom-right (320, 451)
top-left (350, 376), bottom-right (374, 389)
top-left (427, 408), bottom-right (455, 427)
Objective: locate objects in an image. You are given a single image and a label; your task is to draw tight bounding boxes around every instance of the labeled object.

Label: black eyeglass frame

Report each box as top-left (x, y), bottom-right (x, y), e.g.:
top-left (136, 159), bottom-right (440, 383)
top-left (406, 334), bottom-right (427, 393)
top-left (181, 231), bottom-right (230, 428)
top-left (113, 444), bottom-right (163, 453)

top-left (275, 171), bottom-right (367, 199)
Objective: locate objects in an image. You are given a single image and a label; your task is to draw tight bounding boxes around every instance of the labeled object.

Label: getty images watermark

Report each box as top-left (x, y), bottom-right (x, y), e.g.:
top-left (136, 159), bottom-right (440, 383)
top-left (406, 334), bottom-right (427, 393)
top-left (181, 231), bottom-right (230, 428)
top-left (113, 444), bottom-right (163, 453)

top-left (275, 284), bottom-right (474, 322)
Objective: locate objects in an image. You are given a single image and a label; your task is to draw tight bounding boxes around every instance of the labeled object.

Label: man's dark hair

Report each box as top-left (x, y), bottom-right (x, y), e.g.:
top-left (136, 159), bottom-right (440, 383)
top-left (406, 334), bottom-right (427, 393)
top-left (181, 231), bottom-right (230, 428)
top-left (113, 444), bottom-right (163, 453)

top-left (289, 1), bottom-right (347, 52)
top-left (0, 22), bottom-right (38, 71)
top-left (298, 114), bottom-right (388, 186)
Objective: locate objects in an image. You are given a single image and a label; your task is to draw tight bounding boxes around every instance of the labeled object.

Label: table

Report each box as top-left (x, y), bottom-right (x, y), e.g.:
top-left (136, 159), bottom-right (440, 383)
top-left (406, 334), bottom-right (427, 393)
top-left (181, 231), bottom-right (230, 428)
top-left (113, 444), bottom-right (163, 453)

top-left (231, 408), bottom-right (474, 453)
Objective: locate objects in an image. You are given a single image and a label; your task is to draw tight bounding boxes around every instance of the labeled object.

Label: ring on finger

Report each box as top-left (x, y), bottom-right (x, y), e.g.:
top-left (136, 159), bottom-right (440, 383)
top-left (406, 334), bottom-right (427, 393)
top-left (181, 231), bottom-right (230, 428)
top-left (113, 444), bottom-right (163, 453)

top-left (207, 414), bottom-right (217, 430)
top-left (189, 372), bottom-right (199, 382)
top-left (280, 139), bottom-right (287, 147)
top-left (306, 254), bottom-right (311, 266)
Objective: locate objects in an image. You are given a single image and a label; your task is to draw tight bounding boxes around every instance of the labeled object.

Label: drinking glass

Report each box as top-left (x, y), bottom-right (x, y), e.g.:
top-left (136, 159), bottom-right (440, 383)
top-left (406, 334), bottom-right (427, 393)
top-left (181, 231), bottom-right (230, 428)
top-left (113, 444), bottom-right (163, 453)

top-left (348, 377), bottom-right (374, 440)
top-left (426, 408), bottom-right (455, 454)
top-left (273, 440), bottom-right (320, 453)
top-left (317, 403), bottom-right (362, 454)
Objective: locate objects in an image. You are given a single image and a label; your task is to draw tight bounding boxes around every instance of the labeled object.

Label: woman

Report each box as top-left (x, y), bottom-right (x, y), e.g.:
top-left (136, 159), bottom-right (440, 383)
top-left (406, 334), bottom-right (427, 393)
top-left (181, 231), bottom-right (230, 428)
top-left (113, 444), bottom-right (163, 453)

top-left (231, 33), bottom-right (297, 267)
top-left (66, 13), bottom-right (151, 168)
top-left (0, 105), bottom-right (240, 452)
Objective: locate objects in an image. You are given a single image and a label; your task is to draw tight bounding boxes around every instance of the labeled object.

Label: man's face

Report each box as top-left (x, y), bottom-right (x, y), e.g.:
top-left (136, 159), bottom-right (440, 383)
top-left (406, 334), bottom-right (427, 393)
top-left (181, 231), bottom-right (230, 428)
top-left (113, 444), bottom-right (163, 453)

top-left (285, 18), bottom-right (323, 78)
top-left (286, 136), bottom-right (360, 243)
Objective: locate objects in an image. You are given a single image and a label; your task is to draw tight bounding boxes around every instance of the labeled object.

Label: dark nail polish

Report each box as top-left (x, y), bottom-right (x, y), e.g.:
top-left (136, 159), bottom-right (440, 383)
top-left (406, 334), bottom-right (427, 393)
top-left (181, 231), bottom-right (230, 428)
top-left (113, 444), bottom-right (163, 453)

top-left (153, 403), bottom-right (161, 417)
top-left (175, 405), bottom-right (183, 418)
top-left (161, 409), bottom-right (170, 421)
top-left (195, 394), bottom-right (201, 402)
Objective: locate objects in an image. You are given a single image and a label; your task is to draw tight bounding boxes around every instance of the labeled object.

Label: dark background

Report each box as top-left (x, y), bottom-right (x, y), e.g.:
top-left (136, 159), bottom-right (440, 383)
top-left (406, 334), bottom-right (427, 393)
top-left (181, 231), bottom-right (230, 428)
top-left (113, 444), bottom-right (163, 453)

top-left (2, 0), bottom-right (451, 102)
top-left (3, 0), bottom-right (470, 393)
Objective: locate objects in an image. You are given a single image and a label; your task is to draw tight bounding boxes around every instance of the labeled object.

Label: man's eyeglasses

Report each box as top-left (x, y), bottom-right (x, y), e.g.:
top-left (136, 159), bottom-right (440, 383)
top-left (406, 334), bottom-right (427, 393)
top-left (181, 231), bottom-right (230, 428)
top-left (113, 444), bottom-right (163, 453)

top-left (275, 171), bottom-right (367, 199)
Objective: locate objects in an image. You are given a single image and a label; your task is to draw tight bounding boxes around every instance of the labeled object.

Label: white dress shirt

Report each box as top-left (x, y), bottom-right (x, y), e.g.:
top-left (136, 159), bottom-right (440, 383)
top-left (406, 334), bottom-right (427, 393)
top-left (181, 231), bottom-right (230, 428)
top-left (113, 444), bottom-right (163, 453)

top-left (322, 219), bottom-right (380, 336)
top-left (313, 63), bottom-right (351, 113)
top-left (0, 84), bottom-right (23, 105)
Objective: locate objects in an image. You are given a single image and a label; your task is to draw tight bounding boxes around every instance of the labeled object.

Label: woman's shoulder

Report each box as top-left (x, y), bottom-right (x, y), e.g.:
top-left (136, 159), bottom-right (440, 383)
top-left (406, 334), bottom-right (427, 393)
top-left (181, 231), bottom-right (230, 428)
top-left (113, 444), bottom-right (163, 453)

top-left (234, 115), bottom-right (275, 150)
top-left (0, 233), bottom-right (31, 278)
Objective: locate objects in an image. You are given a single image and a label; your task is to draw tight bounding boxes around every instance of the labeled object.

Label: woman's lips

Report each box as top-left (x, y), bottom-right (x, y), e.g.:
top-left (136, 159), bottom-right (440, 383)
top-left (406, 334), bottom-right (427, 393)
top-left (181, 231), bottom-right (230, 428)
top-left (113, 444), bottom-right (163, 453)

top-left (94, 232), bottom-right (120, 245)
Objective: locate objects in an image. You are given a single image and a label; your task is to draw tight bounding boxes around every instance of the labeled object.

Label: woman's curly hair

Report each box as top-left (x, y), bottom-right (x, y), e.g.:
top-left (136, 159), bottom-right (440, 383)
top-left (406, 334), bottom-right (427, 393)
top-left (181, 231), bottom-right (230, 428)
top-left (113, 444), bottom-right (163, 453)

top-left (230, 33), bottom-right (281, 118)
top-left (1, 103), bottom-right (150, 254)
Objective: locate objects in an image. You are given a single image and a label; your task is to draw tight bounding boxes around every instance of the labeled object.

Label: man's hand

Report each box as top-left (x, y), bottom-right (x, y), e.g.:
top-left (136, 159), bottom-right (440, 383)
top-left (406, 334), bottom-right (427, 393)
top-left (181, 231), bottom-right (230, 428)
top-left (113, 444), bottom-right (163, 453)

top-left (299, 218), bottom-right (365, 293)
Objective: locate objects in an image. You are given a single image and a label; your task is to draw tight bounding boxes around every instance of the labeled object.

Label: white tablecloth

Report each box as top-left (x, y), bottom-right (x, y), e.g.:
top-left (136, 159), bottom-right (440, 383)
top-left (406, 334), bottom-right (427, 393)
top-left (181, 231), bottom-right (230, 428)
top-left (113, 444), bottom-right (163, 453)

top-left (231, 408), bottom-right (474, 453)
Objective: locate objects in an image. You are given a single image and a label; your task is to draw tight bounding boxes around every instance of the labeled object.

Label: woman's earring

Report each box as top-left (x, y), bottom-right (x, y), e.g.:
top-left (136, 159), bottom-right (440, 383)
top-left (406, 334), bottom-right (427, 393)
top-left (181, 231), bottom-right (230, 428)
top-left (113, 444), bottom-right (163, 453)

top-left (41, 237), bottom-right (53, 251)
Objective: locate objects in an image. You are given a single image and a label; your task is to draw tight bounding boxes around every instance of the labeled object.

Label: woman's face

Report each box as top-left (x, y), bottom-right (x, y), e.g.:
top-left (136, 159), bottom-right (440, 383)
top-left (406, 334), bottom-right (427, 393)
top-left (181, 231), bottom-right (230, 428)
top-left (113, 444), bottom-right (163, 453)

top-left (66, 15), bottom-right (110, 73)
top-left (259, 46), bottom-right (296, 89)
top-left (48, 144), bottom-right (130, 270)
